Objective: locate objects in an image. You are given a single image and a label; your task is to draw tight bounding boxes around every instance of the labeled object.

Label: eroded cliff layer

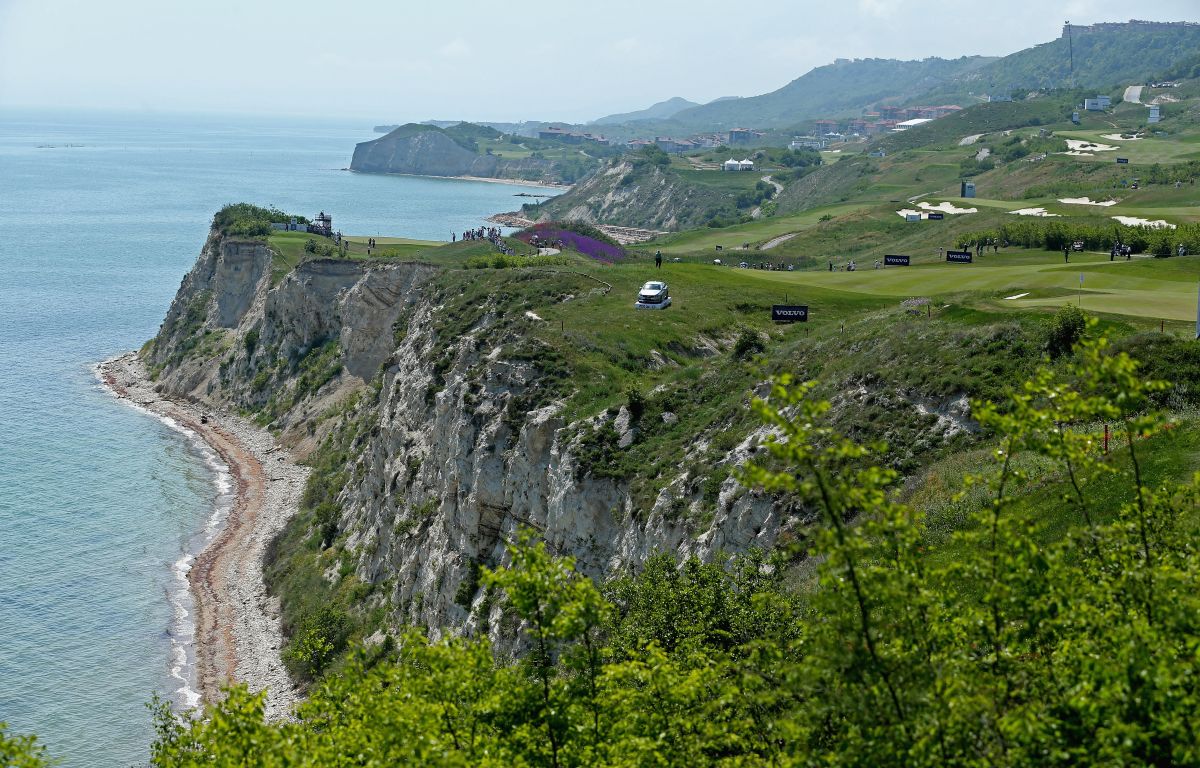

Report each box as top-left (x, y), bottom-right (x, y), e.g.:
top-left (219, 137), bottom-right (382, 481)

top-left (145, 232), bottom-right (794, 652)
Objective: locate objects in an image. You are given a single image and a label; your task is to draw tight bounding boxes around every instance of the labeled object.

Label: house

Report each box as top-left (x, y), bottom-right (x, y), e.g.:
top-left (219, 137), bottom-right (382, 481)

top-left (538, 126), bottom-right (580, 143)
top-left (728, 128), bottom-right (762, 145)
top-left (988, 93), bottom-right (1013, 103)
top-left (655, 137), bottom-right (697, 154)
top-left (814, 119), bottom-right (839, 134)
top-left (868, 149), bottom-right (887, 158)
top-left (1148, 105), bottom-right (1162, 124)
top-left (1083, 95), bottom-right (1112, 111)
top-left (626, 138), bottom-right (654, 149)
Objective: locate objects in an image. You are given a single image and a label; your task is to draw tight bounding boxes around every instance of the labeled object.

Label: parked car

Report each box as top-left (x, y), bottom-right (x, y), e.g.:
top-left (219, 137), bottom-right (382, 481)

top-left (636, 280), bottom-right (671, 309)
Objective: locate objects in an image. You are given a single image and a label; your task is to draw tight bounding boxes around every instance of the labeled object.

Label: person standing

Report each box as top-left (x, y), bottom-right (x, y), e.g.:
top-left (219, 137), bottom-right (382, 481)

top-left (655, 250), bottom-right (662, 269)
top-left (1064, 246), bottom-right (1070, 263)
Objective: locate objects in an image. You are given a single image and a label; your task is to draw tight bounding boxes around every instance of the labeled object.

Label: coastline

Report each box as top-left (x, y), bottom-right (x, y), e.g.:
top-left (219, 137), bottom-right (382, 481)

top-left (345, 167), bottom-right (571, 191)
top-left (98, 352), bottom-right (306, 720)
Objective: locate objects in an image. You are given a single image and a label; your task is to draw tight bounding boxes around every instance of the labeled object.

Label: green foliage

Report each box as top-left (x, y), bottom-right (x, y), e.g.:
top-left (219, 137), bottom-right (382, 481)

top-left (465, 253), bottom-right (569, 269)
top-left (0, 723), bottom-right (50, 768)
top-left (732, 327), bottom-right (766, 359)
top-left (147, 328), bottom-right (1200, 765)
top-left (1046, 304), bottom-right (1087, 358)
top-left (212, 203), bottom-right (303, 239)
top-left (282, 607), bottom-right (350, 680)
top-left (964, 219), bottom-right (1200, 254)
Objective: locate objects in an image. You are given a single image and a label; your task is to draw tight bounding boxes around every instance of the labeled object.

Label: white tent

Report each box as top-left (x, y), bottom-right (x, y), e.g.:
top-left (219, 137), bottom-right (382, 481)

top-left (738, 159), bottom-right (754, 170)
top-left (722, 158), bottom-right (740, 171)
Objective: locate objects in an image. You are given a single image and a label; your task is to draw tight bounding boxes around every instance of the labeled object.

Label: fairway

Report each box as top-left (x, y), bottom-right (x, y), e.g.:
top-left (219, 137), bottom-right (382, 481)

top-left (651, 203), bottom-right (868, 253)
top-left (725, 251), bottom-right (1200, 321)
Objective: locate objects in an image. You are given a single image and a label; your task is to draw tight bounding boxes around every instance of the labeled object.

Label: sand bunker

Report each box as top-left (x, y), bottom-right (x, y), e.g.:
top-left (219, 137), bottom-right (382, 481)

top-left (1004, 292), bottom-right (1030, 300)
top-left (918, 201), bottom-right (978, 214)
top-left (1111, 215), bottom-right (1176, 229)
top-left (1065, 139), bottom-right (1118, 152)
top-left (1010, 207), bottom-right (1061, 217)
top-left (1059, 197), bottom-right (1118, 207)
top-left (1100, 133), bottom-right (1142, 141)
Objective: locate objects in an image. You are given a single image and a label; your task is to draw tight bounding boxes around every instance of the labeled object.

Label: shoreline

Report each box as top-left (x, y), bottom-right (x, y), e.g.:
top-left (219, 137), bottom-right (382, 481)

top-left (98, 352), bottom-right (306, 720)
top-left (344, 167), bottom-right (571, 191)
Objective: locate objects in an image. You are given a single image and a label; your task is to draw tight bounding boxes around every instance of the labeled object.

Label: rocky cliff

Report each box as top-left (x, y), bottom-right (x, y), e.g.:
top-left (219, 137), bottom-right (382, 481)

top-left (145, 230), bottom-right (787, 653)
top-left (351, 128), bottom-right (555, 183)
top-left (534, 159), bottom-right (752, 231)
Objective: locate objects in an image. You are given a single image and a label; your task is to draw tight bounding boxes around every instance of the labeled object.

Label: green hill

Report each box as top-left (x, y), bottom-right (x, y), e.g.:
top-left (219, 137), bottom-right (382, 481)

top-left (668, 56), bottom-right (994, 130)
top-left (918, 21), bottom-right (1200, 104)
top-left (592, 96), bottom-right (701, 125)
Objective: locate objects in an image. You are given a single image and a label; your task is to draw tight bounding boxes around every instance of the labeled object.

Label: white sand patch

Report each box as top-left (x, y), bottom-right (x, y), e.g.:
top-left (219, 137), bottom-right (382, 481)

top-left (1004, 292), bottom-right (1030, 300)
top-left (524, 310), bottom-right (544, 321)
top-left (1100, 133), bottom-right (1142, 141)
top-left (1111, 216), bottom-right (1176, 229)
top-left (1059, 197), bottom-right (1118, 207)
top-left (918, 201), bottom-right (978, 214)
top-left (1010, 207), bottom-right (1061, 217)
top-left (1066, 139), bottom-right (1118, 152)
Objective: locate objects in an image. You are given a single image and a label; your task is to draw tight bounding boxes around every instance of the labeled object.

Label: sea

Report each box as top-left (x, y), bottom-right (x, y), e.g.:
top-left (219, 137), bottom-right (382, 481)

top-left (0, 109), bottom-right (553, 767)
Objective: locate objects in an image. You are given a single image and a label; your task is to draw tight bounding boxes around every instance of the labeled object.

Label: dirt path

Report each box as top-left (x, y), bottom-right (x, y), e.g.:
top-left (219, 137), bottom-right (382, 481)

top-left (760, 232), bottom-right (798, 250)
top-left (1123, 84), bottom-right (1144, 105)
top-left (959, 133), bottom-right (985, 146)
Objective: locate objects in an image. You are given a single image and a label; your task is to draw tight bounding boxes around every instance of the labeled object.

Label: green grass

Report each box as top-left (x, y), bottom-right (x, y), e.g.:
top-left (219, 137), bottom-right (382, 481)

top-left (648, 203), bottom-right (868, 253)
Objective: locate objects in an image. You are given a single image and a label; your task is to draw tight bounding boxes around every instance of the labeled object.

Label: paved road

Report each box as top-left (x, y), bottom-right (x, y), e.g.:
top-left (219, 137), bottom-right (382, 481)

top-left (959, 133), bottom-right (985, 146)
top-left (1123, 84), bottom-right (1144, 104)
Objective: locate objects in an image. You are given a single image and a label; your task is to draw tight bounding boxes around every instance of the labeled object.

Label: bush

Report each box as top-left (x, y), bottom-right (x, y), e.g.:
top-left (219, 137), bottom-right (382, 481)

top-left (1046, 305), bottom-right (1087, 359)
top-left (626, 387), bottom-right (646, 422)
top-left (283, 607), bottom-right (350, 680)
top-left (733, 328), bottom-right (767, 360)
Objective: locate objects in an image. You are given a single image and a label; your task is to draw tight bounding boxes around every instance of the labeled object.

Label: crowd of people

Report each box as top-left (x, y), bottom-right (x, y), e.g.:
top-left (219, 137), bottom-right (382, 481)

top-left (454, 226), bottom-right (515, 255)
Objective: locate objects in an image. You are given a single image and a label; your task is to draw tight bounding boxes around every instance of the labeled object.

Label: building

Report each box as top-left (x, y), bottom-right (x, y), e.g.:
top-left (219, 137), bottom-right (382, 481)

top-left (1148, 105), bottom-right (1162, 124)
top-left (894, 118), bottom-right (934, 131)
top-left (655, 137), bottom-right (698, 154)
top-left (727, 128), bottom-right (763, 145)
top-left (1084, 95), bottom-right (1112, 111)
top-left (538, 126), bottom-right (579, 143)
top-left (988, 93), bottom-right (1013, 103)
top-left (790, 137), bottom-right (827, 150)
top-left (961, 181), bottom-right (976, 199)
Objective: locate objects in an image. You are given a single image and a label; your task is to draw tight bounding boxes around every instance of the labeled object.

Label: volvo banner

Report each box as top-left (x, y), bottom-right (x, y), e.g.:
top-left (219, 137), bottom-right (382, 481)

top-left (772, 305), bottom-right (809, 323)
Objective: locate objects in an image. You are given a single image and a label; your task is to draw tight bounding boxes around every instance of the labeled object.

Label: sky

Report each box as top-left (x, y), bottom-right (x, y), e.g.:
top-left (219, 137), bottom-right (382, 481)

top-left (1, 0), bottom-right (1197, 124)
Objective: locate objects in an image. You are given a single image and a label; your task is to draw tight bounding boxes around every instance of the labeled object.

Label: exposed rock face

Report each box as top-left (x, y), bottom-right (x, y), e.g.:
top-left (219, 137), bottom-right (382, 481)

top-left (534, 160), bottom-right (737, 231)
top-left (350, 130), bottom-right (554, 182)
top-left (148, 231), bottom-right (787, 648)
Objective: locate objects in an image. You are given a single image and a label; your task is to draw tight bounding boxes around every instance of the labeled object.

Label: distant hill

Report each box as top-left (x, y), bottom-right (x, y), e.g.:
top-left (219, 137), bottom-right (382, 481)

top-left (592, 97), bottom-right (701, 125)
top-left (918, 21), bottom-right (1200, 104)
top-left (667, 57), bottom-right (996, 130)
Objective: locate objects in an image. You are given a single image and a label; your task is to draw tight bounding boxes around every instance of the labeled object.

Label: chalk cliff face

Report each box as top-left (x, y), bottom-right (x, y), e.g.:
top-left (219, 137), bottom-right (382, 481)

top-left (350, 129), bottom-right (554, 182)
top-left (147, 231), bottom-right (786, 645)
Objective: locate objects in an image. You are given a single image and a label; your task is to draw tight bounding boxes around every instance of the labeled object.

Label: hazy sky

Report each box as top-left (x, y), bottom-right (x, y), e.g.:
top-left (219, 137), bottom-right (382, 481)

top-left (1, 0), bottom-right (1196, 123)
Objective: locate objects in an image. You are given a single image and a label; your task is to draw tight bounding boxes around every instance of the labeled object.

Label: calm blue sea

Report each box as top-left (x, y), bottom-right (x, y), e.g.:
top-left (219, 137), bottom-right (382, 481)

top-left (0, 109), bottom-right (550, 767)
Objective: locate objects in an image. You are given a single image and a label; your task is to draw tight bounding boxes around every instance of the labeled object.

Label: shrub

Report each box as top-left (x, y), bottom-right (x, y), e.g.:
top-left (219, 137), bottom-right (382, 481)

top-left (1046, 305), bottom-right (1087, 359)
top-left (283, 607), bottom-right (350, 680)
top-left (733, 328), bottom-right (767, 360)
